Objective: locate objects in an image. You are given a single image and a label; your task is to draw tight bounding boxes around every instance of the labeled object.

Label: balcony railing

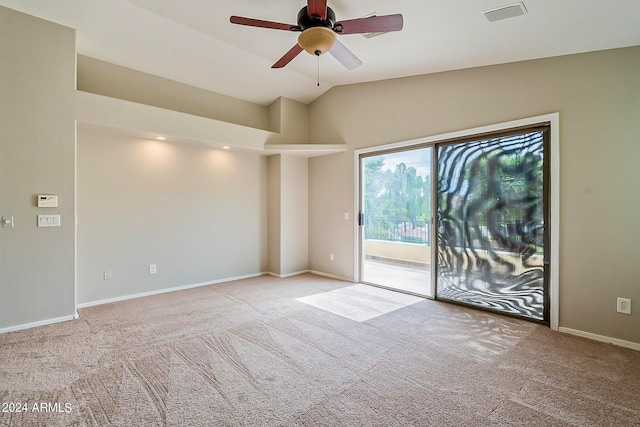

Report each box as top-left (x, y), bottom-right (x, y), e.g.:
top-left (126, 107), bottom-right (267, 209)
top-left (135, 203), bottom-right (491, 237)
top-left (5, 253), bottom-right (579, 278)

top-left (439, 220), bottom-right (544, 254)
top-left (365, 217), bottom-right (543, 254)
top-left (365, 217), bottom-right (431, 245)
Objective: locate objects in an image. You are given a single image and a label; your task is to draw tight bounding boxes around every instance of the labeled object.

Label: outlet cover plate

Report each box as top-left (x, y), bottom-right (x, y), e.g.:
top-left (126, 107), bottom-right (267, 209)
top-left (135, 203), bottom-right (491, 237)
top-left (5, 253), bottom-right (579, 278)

top-left (617, 297), bottom-right (631, 315)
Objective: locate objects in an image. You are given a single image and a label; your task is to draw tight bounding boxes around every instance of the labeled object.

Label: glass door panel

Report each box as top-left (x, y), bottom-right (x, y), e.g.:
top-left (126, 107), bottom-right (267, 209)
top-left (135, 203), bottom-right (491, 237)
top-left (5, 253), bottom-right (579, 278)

top-left (436, 130), bottom-right (548, 321)
top-left (361, 147), bottom-right (432, 296)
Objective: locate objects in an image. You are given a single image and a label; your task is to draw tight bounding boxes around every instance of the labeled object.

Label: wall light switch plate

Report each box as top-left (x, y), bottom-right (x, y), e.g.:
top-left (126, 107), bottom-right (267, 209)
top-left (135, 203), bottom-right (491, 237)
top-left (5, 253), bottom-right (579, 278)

top-left (37, 214), bottom-right (61, 227)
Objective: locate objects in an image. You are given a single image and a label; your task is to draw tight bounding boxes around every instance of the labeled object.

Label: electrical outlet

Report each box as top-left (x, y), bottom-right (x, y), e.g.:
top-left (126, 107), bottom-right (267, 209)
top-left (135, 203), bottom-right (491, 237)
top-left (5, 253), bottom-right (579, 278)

top-left (103, 269), bottom-right (112, 280)
top-left (149, 264), bottom-right (157, 275)
top-left (617, 297), bottom-right (631, 315)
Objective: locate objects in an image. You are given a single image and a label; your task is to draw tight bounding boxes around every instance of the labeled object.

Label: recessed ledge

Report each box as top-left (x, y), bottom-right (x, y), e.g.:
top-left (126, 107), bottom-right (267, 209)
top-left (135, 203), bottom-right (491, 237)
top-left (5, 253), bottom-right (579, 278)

top-left (75, 90), bottom-right (271, 151)
top-left (263, 144), bottom-right (347, 157)
top-left (75, 91), bottom-right (346, 157)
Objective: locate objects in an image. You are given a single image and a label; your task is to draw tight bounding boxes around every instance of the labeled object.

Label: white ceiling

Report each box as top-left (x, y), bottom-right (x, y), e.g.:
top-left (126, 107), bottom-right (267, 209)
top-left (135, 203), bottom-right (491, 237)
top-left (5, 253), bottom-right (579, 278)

top-left (2, 0), bottom-right (640, 105)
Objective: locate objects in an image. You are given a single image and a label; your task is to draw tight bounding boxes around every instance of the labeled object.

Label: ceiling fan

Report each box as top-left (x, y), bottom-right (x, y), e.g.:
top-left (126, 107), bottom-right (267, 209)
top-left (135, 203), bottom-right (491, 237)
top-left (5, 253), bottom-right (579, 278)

top-left (230, 0), bottom-right (403, 70)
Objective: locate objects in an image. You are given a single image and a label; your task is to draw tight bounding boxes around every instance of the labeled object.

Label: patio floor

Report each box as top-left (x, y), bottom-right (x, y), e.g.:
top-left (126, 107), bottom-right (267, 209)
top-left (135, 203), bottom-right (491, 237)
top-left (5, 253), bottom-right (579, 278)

top-left (362, 259), bottom-right (432, 297)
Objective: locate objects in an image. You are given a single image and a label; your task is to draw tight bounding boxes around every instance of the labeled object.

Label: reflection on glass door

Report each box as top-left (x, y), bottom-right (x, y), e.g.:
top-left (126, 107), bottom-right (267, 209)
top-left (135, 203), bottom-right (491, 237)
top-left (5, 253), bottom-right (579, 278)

top-left (360, 147), bottom-right (432, 296)
top-left (436, 128), bottom-right (549, 321)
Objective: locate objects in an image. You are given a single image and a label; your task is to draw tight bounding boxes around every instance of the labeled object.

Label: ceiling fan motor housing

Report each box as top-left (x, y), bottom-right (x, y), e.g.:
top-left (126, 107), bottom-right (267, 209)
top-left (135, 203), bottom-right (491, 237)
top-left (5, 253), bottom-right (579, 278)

top-left (297, 6), bottom-right (336, 31)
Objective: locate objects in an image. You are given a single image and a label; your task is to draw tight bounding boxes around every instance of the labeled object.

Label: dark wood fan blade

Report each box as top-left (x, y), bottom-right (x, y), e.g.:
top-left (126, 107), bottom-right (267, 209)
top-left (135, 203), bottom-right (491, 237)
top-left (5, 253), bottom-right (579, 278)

top-left (307, 0), bottom-right (327, 20)
top-left (329, 40), bottom-right (362, 70)
top-left (272, 44), bottom-right (304, 68)
top-left (230, 16), bottom-right (297, 31)
top-left (334, 14), bottom-right (403, 35)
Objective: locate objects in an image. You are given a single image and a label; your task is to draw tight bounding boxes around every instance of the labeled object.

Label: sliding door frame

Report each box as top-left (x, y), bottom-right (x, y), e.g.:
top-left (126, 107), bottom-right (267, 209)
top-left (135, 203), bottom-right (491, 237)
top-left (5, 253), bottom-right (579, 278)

top-left (354, 113), bottom-right (560, 329)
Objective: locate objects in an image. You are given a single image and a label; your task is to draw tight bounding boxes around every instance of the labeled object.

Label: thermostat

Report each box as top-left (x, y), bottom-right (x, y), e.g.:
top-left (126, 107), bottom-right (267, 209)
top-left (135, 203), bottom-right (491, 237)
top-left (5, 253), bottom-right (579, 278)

top-left (38, 194), bottom-right (58, 208)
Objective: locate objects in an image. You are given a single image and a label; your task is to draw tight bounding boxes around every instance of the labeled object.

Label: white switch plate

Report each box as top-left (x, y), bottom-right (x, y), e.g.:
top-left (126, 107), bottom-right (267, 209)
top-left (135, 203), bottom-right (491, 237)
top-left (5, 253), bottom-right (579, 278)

top-left (344, 211), bottom-right (349, 220)
top-left (37, 214), bottom-right (61, 227)
top-left (149, 264), bottom-right (157, 275)
top-left (103, 269), bottom-right (112, 280)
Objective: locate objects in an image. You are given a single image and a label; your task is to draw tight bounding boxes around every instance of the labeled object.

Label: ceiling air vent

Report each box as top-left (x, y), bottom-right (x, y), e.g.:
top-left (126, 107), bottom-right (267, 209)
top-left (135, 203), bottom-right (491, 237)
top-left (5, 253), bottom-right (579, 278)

top-left (484, 2), bottom-right (528, 22)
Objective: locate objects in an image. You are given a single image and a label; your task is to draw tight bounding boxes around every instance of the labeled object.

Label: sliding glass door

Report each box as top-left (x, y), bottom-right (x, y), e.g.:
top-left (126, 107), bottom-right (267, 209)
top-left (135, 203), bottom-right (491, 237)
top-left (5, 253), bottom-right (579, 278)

top-left (357, 124), bottom-right (550, 322)
top-left (435, 127), bottom-right (549, 321)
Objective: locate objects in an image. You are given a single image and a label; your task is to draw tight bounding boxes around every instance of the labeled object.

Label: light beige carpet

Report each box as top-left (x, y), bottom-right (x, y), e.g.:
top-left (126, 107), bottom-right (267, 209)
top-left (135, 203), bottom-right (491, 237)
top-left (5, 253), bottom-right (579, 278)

top-left (1, 273), bottom-right (639, 426)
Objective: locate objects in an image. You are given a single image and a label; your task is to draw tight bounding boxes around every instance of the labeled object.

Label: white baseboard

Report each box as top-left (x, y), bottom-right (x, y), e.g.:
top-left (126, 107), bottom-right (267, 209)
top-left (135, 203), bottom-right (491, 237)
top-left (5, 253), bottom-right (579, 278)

top-left (265, 269), bottom-right (311, 279)
top-left (308, 270), bottom-right (354, 283)
top-left (559, 327), bottom-right (640, 352)
top-left (0, 313), bottom-right (78, 335)
top-left (76, 272), bottom-right (265, 309)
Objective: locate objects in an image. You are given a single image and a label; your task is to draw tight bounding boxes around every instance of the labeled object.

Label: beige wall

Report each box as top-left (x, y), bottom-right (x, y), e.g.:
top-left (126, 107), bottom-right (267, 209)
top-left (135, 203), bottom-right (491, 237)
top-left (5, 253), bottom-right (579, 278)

top-left (77, 128), bottom-right (268, 304)
top-left (308, 46), bottom-right (640, 344)
top-left (267, 154), bottom-right (309, 276)
top-left (0, 6), bottom-right (76, 329)
top-left (77, 55), bottom-right (269, 131)
top-left (267, 155), bottom-right (282, 275)
top-left (280, 155), bottom-right (309, 275)
top-left (365, 241), bottom-right (430, 266)
top-left (266, 98), bottom-right (310, 144)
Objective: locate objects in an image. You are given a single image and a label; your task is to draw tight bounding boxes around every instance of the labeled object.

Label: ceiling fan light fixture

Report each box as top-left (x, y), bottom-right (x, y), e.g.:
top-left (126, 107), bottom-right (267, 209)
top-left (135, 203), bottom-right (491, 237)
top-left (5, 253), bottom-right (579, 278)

top-left (297, 26), bottom-right (336, 56)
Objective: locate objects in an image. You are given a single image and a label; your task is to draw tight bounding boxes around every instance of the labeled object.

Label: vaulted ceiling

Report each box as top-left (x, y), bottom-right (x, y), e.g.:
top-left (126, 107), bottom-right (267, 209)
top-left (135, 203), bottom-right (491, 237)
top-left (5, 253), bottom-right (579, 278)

top-left (2, 0), bottom-right (640, 105)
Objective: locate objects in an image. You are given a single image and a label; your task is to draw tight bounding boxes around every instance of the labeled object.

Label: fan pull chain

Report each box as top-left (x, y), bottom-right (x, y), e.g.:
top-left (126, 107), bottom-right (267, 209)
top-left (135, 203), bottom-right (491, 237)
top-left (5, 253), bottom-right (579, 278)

top-left (317, 54), bottom-right (320, 87)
